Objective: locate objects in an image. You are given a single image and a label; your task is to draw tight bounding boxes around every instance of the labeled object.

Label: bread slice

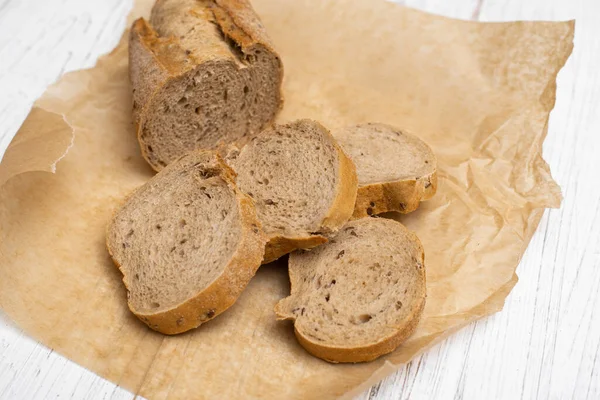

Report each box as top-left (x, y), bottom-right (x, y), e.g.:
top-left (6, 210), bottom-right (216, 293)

top-left (129, 0), bottom-right (283, 171)
top-left (106, 151), bottom-right (266, 335)
top-left (225, 119), bottom-right (358, 264)
top-left (333, 123), bottom-right (437, 218)
top-left (275, 217), bottom-right (426, 363)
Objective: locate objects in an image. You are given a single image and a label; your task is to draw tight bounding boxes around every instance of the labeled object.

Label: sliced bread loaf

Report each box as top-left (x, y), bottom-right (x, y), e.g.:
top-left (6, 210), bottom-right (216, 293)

top-left (225, 119), bottom-right (358, 264)
top-left (129, 0), bottom-right (283, 171)
top-left (333, 123), bottom-right (437, 218)
top-left (275, 217), bottom-right (426, 363)
top-left (106, 151), bottom-right (266, 335)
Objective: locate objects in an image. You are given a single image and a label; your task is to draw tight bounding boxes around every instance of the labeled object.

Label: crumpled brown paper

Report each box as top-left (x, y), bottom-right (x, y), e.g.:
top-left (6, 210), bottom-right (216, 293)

top-left (0, 0), bottom-right (573, 398)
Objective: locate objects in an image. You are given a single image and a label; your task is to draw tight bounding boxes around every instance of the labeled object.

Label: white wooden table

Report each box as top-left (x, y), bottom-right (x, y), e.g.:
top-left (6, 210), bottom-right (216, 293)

top-left (1, 0), bottom-right (599, 399)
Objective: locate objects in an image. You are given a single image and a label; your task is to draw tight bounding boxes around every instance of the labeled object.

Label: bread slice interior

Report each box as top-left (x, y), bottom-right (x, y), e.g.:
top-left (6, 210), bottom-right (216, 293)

top-left (107, 151), bottom-right (265, 334)
top-left (275, 217), bottom-right (426, 363)
top-left (226, 119), bottom-right (358, 263)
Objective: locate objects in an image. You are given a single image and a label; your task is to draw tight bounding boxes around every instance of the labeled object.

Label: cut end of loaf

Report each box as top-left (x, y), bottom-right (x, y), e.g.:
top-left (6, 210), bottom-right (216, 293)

top-left (275, 218), bottom-right (426, 363)
top-left (131, 0), bottom-right (283, 171)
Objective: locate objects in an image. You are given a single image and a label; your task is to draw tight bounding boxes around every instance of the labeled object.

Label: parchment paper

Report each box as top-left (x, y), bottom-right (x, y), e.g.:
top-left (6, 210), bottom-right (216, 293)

top-left (0, 0), bottom-right (573, 398)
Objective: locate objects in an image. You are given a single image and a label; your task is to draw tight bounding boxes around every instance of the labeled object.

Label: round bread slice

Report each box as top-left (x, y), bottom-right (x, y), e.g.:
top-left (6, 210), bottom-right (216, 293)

top-left (129, 0), bottom-right (283, 171)
top-left (106, 151), bottom-right (266, 335)
top-left (226, 119), bottom-right (358, 264)
top-left (333, 123), bottom-right (437, 218)
top-left (275, 217), bottom-right (426, 363)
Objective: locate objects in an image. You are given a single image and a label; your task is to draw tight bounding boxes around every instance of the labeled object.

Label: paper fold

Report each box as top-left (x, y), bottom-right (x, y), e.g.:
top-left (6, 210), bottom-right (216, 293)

top-left (0, 107), bottom-right (74, 187)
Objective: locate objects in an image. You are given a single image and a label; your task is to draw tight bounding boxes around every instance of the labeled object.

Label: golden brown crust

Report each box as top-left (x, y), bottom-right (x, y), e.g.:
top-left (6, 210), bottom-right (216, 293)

top-left (321, 143), bottom-right (359, 232)
top-left (352, 171), bottom-right (437, 219)
top-left (106, 152), bottom-right (267, 335)
top-left (211, 0), bottom-right (277, 52)
top-left (422, 170), bottom-right (438, 201)
top-left (263, 235), bottom-right (327, 264)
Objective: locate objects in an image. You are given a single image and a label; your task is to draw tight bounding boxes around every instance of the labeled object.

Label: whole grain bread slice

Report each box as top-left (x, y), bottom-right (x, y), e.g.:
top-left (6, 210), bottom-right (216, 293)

top-left (106, 150), bottom-right (266, 335)
top-left (333, 123), bottom-right (437, 218)
top-left (275, 217), bottom-right (426, 363)
top-left (225, 119), bottom-right (358, 264)
top-left (130, 0), bottom-right (283, 171)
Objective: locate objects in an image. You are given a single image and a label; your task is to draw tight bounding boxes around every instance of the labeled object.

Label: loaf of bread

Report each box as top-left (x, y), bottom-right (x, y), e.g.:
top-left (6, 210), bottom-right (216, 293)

top-left (129, 0), bottom-right (283, 171)
top-left (275, 217), bottom-right (426, 363)
top-left (334, 123), bottom-right (437, 218)
top-left (225, 119), bottom-right (358, 263)
top-left (106, 151), bottom-right (266, 335)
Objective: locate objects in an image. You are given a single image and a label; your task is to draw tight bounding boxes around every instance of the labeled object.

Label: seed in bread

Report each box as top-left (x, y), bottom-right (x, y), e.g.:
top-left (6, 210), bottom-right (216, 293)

top-left (106, 151), bottom-right (266, 335)
top-left (333, 123), bottom-right (437, 218)
top-left (275, 217), bottom-right (426, 363)
top-left (129, 0), bottom-right (283, 171)
top-left (225, 119), bottom-right (358, 264)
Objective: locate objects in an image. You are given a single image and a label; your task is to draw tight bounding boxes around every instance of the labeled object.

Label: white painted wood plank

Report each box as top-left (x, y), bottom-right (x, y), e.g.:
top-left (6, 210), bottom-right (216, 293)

top-left (1, 0), bottom-right (599, 399)
top-left (0, 313), bottom-right (134, 400)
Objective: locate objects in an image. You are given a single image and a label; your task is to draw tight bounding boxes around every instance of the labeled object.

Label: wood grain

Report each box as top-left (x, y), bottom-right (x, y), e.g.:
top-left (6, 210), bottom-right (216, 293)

top-left (1, 0), bottom-right (599, 399)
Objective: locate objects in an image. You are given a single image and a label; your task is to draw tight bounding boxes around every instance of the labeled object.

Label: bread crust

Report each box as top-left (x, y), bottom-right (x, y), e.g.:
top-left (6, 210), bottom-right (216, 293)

top-left (106, 152), bottom-right (267, 335)
top-left (211, 0), bottom-right (278, 52)
top-left (129, 0), bottom-right (283, 172)
top-left (275, 220), bottom-right (426, 363)
top-left (321, 142), bottom-right (359, 231)
top-left (352, 170), bottom-right (437, 219)
top-left (263, 235), bottom-right (327, 265)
